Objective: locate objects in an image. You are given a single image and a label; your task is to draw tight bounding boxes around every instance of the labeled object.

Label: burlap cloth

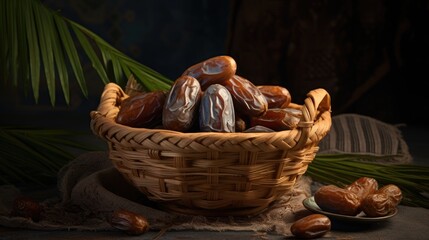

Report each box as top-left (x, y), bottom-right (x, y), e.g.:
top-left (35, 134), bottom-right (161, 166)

top-left (0, 151), bottom-right (313, 236)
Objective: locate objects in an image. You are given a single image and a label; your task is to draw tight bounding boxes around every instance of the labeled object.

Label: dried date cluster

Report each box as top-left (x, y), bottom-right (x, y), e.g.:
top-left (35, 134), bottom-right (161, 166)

top-left (116, 55), bottom-right (298, 133)
top-left (314, 177), bottom-right (402, 217)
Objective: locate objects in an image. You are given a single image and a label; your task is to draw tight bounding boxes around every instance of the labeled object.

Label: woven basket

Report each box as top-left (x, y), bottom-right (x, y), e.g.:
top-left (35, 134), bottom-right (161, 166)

top-left (90, 83), bottom-right (332, 216)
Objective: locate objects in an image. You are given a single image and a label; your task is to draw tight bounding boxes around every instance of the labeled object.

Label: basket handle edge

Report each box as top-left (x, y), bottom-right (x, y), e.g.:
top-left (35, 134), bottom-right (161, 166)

top-left (294, 88), bottom-right (331, 148)
top-left (90, 82), bottom-right (126, 119)
top-left (303, 88), bottom-right (331, 120)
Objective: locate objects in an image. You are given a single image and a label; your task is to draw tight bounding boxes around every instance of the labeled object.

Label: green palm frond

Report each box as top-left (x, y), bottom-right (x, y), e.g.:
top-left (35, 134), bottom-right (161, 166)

top-left (0, 127), bottom-right (104, 185)
top-left (0, 0), bottom-right (173, 106)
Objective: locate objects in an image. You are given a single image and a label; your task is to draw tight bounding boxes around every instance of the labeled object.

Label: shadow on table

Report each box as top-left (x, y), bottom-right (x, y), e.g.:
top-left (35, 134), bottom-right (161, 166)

top-left (330, 218), bottom-right (392, 232)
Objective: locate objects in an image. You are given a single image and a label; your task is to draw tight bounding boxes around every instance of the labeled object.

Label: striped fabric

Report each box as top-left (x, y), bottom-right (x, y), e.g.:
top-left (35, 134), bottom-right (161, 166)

top-left (318, 114), bottom-right (412, 163)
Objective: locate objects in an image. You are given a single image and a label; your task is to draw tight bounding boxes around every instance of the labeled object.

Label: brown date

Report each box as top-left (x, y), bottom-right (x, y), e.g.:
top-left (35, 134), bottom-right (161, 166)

top-left (223, 75), bottom-right (268, 117)
top-left (345, 177), bottom-right (379, 205)
top-left (163, 75), bottom-right (202, 132)
top-left (250, 108), bottom-right (301, 131)
top-left (116, 91), bottom-right (166, 128)
top-left (257, 85), bottom-right (292, 108)
top-left (361, 193), bottom-right (396, 217)
top-left (290, 214), bottom-right (331, 239)
top-left (182, 55), bottom-right (237, 90)
top-left (199, 84), bottom-right (235, 132)
top-left (110, 209), bottom-right (149, 235)
top-left (361, 184), bottom-right (402, 217)
top-left (314, 185), bottom-right (361, 216)
top-left (10, 196), bottom-right (43, 222)
top-left (377, 184), bottom-right (402, 206)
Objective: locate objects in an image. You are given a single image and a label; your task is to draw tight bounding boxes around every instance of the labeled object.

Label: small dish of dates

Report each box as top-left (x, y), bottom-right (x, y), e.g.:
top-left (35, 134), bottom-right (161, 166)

top-left (303, 177), bottom-right (402, 222)
top-left (303, 196), bottom-right (398, 223)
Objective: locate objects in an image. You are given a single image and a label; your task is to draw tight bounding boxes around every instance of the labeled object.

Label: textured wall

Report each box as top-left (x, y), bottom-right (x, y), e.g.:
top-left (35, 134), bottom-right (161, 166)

top-left (227, 0), bottom-right (429, 124)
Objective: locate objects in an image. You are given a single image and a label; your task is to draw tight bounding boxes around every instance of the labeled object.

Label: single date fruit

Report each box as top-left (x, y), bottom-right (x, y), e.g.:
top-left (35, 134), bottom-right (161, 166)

top-left (116, 91), bottom-right (166, 128)
top-left (377, 184), bottom-right (402, 206)
top-left (257, 85), bottom-right (292, 108)
top-left (199, 84), bottom-right (235, 132)
top-left (345, 177), bottom-right (378, 207)
top-left (163, 75), bottom-right (202, 132)
top-left (290, 214), bottom-right (331, 239)
top-left (10, 196), bottom-right (43, 222)
top-left (182, 55), bottom-right (237, 90)
top-left (250, 108), bottom-right (301, 131)
top-left (110, 209), bottom-right (149, 235)
top-left (314, 185), bottom-right (361, 216)
top-left (361, 184), bottom-right (402, 217)
top-left (361, 193), bottom-right (396, 217)
top-left (224, 75), bottom-right (268, 117)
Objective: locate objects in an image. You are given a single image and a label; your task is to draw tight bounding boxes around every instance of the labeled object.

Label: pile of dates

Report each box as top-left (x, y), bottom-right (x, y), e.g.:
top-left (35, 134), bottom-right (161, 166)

top-left (116, 55), bottom-right (302, 133)
top-left (314, 177), bottom-right (402, 217)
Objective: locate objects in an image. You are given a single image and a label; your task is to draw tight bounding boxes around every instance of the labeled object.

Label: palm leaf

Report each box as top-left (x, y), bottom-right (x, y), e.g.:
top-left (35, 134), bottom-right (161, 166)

top-left (53, 13), bottom-right (88, 98)
top-left (71, 23), bottom-right (110, 85)
top-left (0, 4), bottom-right (8, 82)
top-left (1, 0), bottom-right (173, 106)
top-left (32, 0), bottom-right (56, 105)
top-left (51, 23), bottom-right (70, 104)
top-left (16, 1), bottom-right (30, 93)
top-left (69, 20), bottom-right (173, 91)
top-left (23, 0), bottom-right (42, 102)
top-left (6, 0), bottom-right (18, 85)
top-left (0, 127), bottom-right (104, 186)
top-left (99, 44), bottom-right (124, 86)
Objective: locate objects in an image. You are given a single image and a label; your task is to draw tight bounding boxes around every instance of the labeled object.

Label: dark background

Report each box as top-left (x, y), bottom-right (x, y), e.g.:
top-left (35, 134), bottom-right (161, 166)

top-left (1, 0), bottom-right (429, 129)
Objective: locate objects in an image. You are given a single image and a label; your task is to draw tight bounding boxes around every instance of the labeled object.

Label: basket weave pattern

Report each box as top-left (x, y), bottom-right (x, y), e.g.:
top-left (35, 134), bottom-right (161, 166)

top-left (90, 83), bottom-right (332, 216)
